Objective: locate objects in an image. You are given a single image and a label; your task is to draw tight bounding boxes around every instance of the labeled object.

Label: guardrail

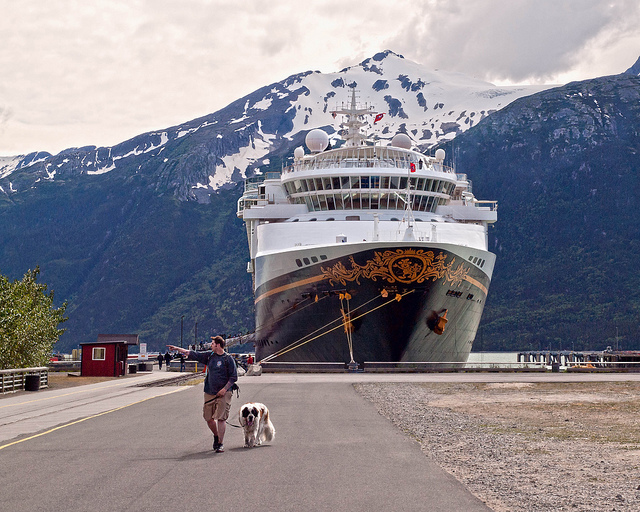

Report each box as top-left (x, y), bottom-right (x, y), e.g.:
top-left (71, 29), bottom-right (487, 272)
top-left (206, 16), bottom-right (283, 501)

top-left (1, 367), bottom-right (49, 394)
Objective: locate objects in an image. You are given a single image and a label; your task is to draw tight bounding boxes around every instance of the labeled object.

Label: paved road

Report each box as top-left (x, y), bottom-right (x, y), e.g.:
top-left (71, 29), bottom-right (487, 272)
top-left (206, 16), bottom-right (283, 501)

top-left (0, 371), bottom-right (493, 511)
top-left (2, 371), bottom-right (640, 511)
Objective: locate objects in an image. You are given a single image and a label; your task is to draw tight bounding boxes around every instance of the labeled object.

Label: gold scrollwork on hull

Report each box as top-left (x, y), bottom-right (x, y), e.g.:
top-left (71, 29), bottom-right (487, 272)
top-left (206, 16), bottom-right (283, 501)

top-left (321, 249), bottom-right (469, 287)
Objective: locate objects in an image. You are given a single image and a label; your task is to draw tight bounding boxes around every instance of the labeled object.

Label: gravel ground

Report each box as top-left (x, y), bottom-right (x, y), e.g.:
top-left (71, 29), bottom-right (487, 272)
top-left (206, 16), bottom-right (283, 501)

top-left (355, 381), bottom-right (640, 512)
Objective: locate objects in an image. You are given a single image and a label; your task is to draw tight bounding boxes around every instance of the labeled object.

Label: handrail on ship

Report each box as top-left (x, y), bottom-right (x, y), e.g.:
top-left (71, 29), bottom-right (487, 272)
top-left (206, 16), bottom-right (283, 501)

top-left (284, 158), bottom-right (456, 175)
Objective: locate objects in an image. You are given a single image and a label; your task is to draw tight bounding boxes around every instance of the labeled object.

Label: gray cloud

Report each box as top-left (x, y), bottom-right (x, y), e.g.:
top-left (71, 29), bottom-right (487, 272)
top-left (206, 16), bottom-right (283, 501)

top-left (389, 0), bottom-right (640, 83)
top-left (1, 0), bottom-right (639, 155)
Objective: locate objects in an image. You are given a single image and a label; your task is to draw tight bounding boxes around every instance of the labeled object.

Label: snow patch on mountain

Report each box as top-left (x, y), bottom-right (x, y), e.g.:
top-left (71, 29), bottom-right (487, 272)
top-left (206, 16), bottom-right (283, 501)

top-left (0, 50), bottom-right (558, 198)
top-left (0, 155), bottom-right (23, 179)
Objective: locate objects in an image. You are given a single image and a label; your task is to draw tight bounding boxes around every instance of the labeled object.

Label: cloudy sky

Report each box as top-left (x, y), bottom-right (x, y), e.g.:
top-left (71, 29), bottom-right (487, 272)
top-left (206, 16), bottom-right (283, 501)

top-left (1, 0), bottom-right (639, 156)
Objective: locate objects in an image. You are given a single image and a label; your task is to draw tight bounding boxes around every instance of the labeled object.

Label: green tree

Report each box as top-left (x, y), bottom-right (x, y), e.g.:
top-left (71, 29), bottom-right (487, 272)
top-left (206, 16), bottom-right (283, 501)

top-left (0, 267), bottom-right (67, 369)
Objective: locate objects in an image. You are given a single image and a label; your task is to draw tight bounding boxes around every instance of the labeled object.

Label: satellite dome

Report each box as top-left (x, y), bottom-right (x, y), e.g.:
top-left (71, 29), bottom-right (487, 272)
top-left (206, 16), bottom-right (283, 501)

top-left (294, 146), bottom-right (305, 159)
top-left (435, 148), bottom-right (446, 162)
top-left (391, 133), bottom-right (412, 150)
top-left (305, 129), bottom-right (329, 153)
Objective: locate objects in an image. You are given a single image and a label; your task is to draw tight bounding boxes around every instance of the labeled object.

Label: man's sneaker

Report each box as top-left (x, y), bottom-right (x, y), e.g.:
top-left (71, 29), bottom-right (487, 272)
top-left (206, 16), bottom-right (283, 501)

top-left (213, 436), bottom-right (219, 451)
top-left (215, 443), bottom-right (224, 453)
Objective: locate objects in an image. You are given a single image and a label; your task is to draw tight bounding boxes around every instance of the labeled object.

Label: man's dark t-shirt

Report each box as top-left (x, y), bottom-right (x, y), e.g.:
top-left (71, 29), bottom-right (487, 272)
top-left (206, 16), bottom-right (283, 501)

top-left (186, 350), bottom-right (237, 395)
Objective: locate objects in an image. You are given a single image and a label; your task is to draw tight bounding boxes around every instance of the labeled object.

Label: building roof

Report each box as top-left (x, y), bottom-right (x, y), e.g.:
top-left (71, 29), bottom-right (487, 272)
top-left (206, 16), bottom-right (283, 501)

top-left (80, 334), bottom-right (139, 346)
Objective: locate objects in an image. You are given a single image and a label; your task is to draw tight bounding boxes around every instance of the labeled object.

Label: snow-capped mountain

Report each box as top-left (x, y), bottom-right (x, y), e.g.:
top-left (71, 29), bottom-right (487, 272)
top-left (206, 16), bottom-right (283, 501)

top-left (0, 51), bottom-right (552, 201)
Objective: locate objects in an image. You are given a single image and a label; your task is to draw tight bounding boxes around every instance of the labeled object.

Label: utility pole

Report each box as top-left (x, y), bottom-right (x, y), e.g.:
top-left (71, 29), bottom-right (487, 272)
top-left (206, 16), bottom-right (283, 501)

top-left (180, 315), bottom-right (184, 348)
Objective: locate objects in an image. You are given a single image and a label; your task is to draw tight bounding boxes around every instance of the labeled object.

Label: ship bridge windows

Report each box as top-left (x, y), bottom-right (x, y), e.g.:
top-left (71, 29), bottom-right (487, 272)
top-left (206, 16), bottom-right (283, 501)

top-left (295, 254), bottom-right (328, 269)
top-left (292, 191), bottom-right (447, 213)
top-left (468, 255), bottom-right (486, 268)
top-left (283, 174), bottom-right (456, 213)
top-left (284, 176), bottom-right (455, 195)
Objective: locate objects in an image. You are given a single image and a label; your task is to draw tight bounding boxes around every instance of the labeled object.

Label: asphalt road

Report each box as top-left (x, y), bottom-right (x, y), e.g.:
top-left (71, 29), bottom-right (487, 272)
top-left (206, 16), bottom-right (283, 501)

top-left (1, 373), bottom-right (492, 512)
top-left (5, 371), bottom-right (640, 511)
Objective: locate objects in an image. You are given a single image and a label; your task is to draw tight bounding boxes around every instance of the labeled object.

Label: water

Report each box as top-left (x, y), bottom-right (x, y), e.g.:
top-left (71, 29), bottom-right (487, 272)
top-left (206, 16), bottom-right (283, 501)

top-left (467, 352), bottom-right (518, 364)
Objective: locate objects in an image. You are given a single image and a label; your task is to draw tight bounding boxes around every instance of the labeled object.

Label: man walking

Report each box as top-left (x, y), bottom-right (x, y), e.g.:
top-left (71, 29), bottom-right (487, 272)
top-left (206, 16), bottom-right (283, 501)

top-left (167, 336), bottom-right (237, 452)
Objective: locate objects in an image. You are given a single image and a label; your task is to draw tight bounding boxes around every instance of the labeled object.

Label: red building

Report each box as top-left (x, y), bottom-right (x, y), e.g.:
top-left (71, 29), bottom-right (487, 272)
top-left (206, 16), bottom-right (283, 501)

top-left (80, 334), bottom-right (139, 377)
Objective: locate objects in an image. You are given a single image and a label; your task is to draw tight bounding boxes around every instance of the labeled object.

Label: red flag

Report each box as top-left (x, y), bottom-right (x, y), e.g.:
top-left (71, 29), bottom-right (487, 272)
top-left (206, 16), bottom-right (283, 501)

top-left (410, 162), bottom-right (416, 173)
top-left (374, 113), bottom-right (384, 124)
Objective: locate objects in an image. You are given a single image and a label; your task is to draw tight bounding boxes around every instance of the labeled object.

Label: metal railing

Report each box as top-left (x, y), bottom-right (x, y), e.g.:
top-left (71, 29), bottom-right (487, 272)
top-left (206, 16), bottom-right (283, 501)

top-left (0, 367), bottom-right (49, 394)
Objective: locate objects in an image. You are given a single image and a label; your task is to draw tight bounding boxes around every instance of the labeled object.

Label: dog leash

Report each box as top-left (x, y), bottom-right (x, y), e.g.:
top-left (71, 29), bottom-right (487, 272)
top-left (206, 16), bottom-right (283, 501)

top-left (225, 421), bottom-right (243, 429)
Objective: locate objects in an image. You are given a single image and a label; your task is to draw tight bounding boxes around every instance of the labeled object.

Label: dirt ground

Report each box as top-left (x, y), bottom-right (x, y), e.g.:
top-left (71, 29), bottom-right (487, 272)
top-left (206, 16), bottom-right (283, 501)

top-left (356, 381), bottom-right (640, 512)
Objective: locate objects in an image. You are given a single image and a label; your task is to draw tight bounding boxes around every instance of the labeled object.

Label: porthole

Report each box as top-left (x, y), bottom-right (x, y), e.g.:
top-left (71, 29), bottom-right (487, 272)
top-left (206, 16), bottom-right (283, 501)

top-left (320, 255), bottom-right (327, 260)
top-left (295, 259), bottom-right (303, 267)
top-left (311, 256), bottom-right (318, 263)
top-left (303, 258), bottom-right (310, 265)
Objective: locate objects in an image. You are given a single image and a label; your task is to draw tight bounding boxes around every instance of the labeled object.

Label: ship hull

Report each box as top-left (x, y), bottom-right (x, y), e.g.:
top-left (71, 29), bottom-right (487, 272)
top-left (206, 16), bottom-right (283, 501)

top-left (254, 243), bottom-right (493, 364)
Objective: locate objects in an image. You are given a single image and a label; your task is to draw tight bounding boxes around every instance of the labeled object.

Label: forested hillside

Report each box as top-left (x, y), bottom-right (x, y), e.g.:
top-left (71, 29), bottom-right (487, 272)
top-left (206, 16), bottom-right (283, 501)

top-left (442, 74), bottom-right (640, 351)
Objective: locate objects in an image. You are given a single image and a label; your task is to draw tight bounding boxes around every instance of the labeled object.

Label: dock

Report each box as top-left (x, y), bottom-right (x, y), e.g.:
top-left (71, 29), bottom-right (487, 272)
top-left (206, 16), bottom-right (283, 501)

top-left (517, 349), bottom-right (640, 370)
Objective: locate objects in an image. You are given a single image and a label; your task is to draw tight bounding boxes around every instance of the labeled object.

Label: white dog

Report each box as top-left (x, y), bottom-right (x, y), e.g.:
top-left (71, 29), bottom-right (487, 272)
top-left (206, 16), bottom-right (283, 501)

top-left (238, 402), bottom-right (276, 448)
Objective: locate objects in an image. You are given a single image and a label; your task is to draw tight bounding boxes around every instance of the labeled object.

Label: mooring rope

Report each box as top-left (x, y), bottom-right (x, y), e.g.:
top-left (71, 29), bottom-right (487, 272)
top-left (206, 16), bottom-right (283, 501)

top-left (340, 293), bottom-right (355, 364)
top-left (258, 292), bottom-right (387, 363)
top-left (258, 289), bottom-right (415, 364)
top-left (257, 293), bottom-right (383, 363)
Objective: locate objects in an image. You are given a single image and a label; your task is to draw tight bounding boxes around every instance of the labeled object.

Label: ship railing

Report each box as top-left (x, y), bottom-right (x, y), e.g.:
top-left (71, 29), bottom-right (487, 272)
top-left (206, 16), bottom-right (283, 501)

top-left (238, 196), bottom-right (273, 211)
top-left (474, 200), bottom-right (498, 211)
top-left (243, 172), bottom-right (282, 193)
top-left (447, 199), bottom-right (498, 210)
top-left (285, 158), bottom-right (456, 175)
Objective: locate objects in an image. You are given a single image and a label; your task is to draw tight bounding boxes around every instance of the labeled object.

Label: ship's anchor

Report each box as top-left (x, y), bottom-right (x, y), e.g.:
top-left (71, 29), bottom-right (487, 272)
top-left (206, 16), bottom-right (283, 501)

top-left (427, 309), bottom-right (448, 335)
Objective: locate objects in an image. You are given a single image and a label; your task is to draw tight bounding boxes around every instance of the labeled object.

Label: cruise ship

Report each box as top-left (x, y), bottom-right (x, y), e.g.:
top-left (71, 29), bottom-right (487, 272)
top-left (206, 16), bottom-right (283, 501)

top-left (237, 90), bottom-right (497, 365)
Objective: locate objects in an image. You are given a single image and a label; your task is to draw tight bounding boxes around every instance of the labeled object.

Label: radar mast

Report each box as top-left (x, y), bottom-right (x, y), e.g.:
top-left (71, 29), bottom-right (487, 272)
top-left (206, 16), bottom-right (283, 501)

top-left (330, 87), bottom-right (380, 147)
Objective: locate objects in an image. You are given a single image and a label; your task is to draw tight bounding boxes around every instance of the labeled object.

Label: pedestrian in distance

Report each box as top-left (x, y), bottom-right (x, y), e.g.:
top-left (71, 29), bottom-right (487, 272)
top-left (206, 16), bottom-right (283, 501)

top-left (167, 336), bottom-right (238, 453)
top-left (164, 351), bottom-right (171, 370)
top-left (157, 353), bottom-right (163, 370)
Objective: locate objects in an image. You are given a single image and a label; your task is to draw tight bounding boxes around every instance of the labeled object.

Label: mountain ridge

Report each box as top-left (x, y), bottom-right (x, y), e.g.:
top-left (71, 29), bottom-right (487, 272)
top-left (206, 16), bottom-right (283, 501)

top-left (0, 50), bottom-right (552, 203)
top-left (1, 51), bottom-right (639, 353)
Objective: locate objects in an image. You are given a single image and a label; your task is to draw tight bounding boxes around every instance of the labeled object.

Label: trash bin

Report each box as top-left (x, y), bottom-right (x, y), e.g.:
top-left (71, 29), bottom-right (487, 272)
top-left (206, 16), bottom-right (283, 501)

top-left (551, 362), bottom-right (560, 373)
top-left (128, 364), bottom-right (137, 374)
top-left (24, 374), bottom-right (40, 391)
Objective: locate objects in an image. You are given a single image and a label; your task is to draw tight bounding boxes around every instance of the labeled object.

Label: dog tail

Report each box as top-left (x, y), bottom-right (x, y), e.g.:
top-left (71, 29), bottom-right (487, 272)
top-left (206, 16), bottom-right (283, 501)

top-left (263, 408), bottom-right (275, 442)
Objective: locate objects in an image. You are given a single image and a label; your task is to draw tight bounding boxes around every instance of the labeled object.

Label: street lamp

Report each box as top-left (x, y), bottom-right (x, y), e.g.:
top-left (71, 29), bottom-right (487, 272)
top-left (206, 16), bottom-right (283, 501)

top-left (180, 315), bottom-right (184, 348)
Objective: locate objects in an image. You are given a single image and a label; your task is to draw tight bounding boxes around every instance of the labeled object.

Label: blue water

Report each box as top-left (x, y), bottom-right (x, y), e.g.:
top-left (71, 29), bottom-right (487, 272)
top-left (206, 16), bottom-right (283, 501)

top-left (467, 352), bottom-right (518, 364)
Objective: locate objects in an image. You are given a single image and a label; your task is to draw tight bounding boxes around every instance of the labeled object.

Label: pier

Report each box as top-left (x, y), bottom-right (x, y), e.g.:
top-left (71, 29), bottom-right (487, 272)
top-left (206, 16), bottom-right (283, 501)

top-left (517, 349), bottom-right (640, 370)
